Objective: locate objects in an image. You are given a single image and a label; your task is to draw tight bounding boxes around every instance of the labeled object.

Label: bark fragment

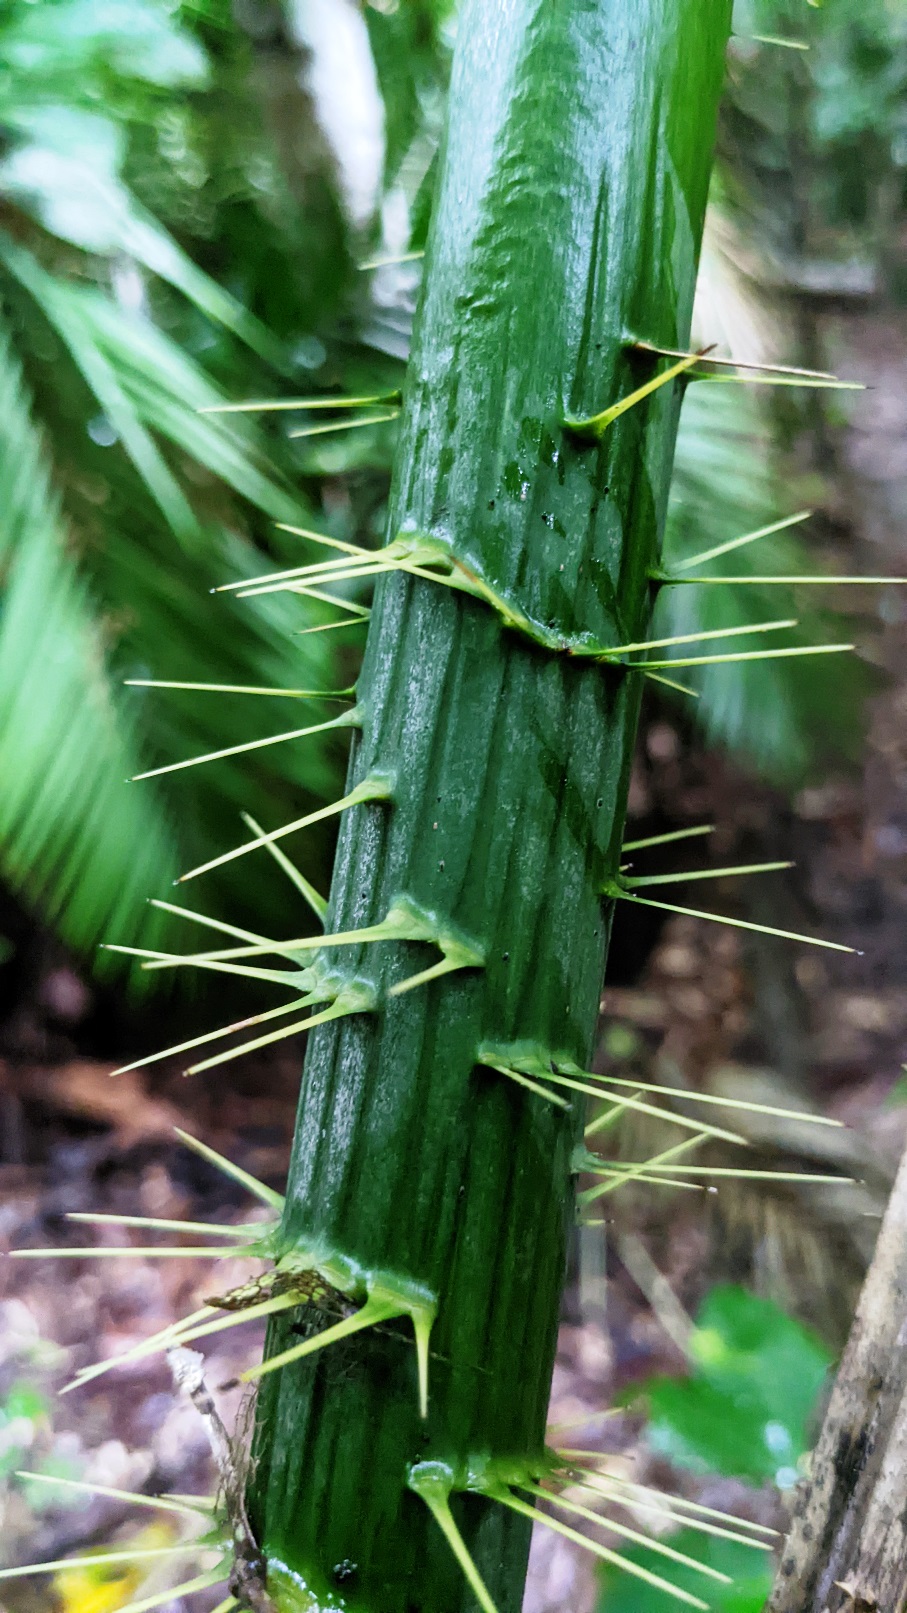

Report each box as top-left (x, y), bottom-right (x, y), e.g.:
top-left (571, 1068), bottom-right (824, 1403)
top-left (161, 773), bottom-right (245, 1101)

top-left (767, 1146), bottom-right (907, 1613)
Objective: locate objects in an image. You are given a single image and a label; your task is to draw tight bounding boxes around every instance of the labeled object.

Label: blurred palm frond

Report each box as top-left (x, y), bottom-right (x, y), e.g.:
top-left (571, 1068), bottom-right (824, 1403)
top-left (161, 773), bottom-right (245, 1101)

top-left (0, 314), bottom-right (177, 954)
top-left (0, 0), bottom-right (361, 969)
top-left (661, 379), bottom-right (868, 786)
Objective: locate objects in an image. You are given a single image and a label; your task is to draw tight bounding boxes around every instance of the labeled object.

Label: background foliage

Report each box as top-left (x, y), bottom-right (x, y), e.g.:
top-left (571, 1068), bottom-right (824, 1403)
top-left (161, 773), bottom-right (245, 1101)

top-left (598, 1286), bottom-right (832, 1613)
top-left (0, 0), bottom-right (448, 966)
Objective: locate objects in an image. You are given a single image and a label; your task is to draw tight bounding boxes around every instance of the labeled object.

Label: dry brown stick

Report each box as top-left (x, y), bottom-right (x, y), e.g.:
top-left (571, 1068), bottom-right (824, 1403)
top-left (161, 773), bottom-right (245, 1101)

top-left (767, 1145), bottom-right (907, 1613)
top-left (168, 1346), bottom-right (277, 1613)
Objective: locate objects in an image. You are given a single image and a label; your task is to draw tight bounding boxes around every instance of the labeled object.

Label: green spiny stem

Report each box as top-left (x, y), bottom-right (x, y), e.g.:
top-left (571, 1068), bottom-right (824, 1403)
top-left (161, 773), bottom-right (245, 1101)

top-left (246, 4), bottom-right (731, 1611)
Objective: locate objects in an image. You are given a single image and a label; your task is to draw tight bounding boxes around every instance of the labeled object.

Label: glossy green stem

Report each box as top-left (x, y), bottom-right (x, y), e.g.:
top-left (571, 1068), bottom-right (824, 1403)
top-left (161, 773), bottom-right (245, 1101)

top-left (247, 4), bottom-right (731, 1610)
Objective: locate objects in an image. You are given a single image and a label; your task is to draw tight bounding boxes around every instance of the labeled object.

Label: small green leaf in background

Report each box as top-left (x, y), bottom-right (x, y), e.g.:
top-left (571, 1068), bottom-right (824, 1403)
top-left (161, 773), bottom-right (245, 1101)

top-left (3, 1383), bottom-right (49, 1425)
top-left (598, 1530), bottom-right (773, 1613)
top-left (601, 1023), bottom-right (642, 1061)
top-left (0, 1380), bottom-right (51, 1480)
top-left (639, 1285), bottom-right (831, 1486)
top-left (885, 1067), bottom-right (907, 1107)
top-left (600, 1289), bottom-right (831, 1609)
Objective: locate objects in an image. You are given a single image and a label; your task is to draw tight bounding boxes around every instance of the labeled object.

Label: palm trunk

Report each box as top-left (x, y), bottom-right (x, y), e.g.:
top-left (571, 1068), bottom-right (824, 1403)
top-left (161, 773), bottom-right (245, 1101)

top-left (247, 5), bottom-right (731, 1610)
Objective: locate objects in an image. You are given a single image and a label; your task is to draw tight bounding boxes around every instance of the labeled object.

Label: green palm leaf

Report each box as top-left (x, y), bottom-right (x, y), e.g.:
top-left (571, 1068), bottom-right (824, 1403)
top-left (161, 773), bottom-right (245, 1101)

top-left (0, 314), bottom-right (178, 953)
top-left (0, 278), bottom-right (349, 963)
top-left (0, 239), bottom-right (302, 537)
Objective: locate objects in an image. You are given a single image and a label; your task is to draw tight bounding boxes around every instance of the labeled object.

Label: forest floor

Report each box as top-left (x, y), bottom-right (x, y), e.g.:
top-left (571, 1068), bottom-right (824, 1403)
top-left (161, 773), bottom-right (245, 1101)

top-left (2, 300), bottom-right (907, 1613)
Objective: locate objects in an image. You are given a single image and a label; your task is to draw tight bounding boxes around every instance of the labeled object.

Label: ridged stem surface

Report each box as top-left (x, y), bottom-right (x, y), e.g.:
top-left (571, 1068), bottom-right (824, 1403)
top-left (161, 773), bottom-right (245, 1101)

top-left (248, 5), bottom-right (731, 1609)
